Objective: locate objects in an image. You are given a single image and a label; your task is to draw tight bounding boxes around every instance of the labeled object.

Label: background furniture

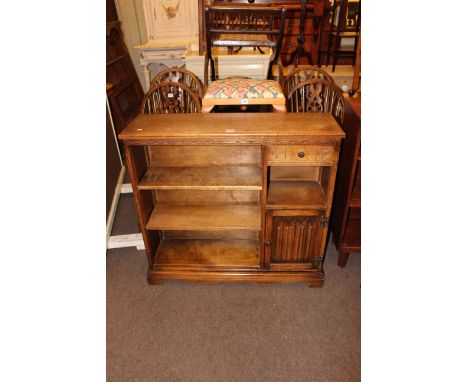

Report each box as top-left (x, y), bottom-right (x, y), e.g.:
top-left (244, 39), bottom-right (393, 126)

top-left (201, 77), bottom-right (286, 112)
top-left (285, 78), bottom-right (344, 123)
top-left (211, 0), bottom-right (329, 66)
top-left (351, 31), bottom-right (361, 93)
top-left (324, 0), bottom-right (360, 72)
top-left (119, 113), bottom-right (344, 285)
top-left (106, 0), bottom-right (146, 251)
top-left (185, 47), bottom-right (273, 83)
top-left (141, 82), bottom-right (202, 113)
top-left (202, 4), bottom-right (287, 112)
top-left (106, 19), bottom-right (144, 136)
top-left (330, 94), bottom-right (360, 266)
top-left (287, 0), bottom-right (313, 65)
top-left (282, 64), bottom-right (333, 94)
top-left (135, 0), bottom-right (200, 91)
top-left (204, 4), bottom-right (286, 81)
top-left (150, 67), bottom-right (204, 98)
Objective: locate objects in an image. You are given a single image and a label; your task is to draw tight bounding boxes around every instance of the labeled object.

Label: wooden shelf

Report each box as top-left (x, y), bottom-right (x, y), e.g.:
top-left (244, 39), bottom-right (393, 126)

top-left (267, 181), bottom-right (326, 209)
top-left (155, 239), bottom-right (259, 269)
top-left (138, 166), bottom-right (262, 190)
top-left (146, 205), bottom-right (261, 231)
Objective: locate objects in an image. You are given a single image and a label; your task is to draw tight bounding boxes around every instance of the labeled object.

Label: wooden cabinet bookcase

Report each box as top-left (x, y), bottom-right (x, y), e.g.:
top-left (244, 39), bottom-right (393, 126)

top-left (119, 113), bottom-right (344, 286)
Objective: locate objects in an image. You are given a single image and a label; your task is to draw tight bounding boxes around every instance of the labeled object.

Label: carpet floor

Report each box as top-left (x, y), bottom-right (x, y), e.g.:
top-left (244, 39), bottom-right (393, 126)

top-left (107, 194), bottom-right (361, 382)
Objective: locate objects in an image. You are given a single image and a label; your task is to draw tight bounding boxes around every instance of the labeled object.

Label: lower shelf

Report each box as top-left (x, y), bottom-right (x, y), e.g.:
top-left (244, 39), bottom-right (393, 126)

top-left (146, 205), bottom-right (261, 231)
top-left (155, 239), bottom-right (259, 269)
top-left (149, 239), bottom-right (325, 286)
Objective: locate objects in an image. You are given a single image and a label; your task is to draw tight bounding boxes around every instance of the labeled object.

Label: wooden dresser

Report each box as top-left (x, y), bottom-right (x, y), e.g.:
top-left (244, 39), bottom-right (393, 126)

top-left (119, 113), bottom-right (345, 286)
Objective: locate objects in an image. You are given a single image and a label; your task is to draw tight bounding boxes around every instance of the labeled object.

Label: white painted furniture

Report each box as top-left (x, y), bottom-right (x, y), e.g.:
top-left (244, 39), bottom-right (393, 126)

top-left (135, 0), bottom-right (276, 90)
top-left (135, 0), bottom-right (200, 91)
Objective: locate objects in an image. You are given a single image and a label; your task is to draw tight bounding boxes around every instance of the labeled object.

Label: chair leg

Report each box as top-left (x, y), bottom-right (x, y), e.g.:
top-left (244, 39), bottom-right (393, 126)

top-left (331, 34), bottom-right (341, 73)
top-left (201, 105), bottom-right (214, 113)
top-left (272, 104), bottom-right (286, 113)
top-left (210, 58), bottom-right (216, 82)
top-left (352, 35), bottom-right (359, 67)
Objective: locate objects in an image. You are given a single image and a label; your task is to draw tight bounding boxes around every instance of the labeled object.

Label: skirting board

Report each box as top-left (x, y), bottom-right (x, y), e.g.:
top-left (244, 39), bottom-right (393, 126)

top-left (106, 167), bottom-right (145, 251)
top-left (108, 233), bottom-right (145, 250)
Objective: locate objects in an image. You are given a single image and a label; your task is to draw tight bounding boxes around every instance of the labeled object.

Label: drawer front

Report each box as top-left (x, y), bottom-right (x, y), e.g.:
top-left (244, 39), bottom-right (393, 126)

top-left (267, 145), bottom-right (335, 165)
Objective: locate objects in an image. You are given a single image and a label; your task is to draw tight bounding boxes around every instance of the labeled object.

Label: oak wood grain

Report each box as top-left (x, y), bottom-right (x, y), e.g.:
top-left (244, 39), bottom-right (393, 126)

top-left (155, 190), bottom-right (260, 205)
top-left (155, 239), bottom-right (259, 269)
top-left (267, 144), bottom-right (335, 165)
top-left (267, 181), bottom-right (326, 209)
top-left (138, 166), bottom-right (262, 190)
top-left (147, 145), bottom-right (261, 167)
top-left (119, 113), bottom-right (345, 142)
top-left (146, 205), bottom-right (261, 231)
top-left (162, 230), bottom-right (259, 241)
top-left (270, 166), bottom-right (320, 181)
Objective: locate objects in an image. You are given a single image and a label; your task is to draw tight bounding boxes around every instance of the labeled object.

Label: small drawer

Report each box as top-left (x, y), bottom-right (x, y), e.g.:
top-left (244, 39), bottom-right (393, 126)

top-left (267, 145), bottom-right (335, 165)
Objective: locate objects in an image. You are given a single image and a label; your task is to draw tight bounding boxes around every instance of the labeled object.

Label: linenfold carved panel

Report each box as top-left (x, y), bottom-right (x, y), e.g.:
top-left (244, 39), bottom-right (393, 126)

top-left (271, 216), bottom-right (318, 263)
top-left (142, 0), bottom-right (199, 45)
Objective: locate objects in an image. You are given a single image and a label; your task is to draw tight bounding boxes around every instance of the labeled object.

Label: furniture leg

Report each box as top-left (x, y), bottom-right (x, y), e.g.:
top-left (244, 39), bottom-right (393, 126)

top-left (338, 251), bottom-right (350, 267)
top-left (331, 33), bottom-right (341, 72)
top-left (272, 104), bottom-right (287, 113)
top-left (201, 105), bottom-right (214, 113)
top-left (142, 63), bottom-right (151, 92)
top-left (210, 58), bottom-right (216, 82)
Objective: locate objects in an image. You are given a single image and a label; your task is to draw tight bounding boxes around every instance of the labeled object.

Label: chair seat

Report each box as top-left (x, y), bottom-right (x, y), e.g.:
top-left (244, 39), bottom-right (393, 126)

top-left (203, 77), bottom-right (284, 100)
top-left (212, 33), bottom-right (276, 47)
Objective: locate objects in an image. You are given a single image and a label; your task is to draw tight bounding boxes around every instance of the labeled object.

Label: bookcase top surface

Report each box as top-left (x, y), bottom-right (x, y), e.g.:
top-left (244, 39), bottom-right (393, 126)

top-left (119, 113), bottom-right (345, 142)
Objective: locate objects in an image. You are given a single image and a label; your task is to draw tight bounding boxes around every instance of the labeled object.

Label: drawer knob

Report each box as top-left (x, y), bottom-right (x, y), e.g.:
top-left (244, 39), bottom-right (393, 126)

top-left (265, 240), bottom-right (271, 247)
top-left (298, 151), bottom-right (305, 158)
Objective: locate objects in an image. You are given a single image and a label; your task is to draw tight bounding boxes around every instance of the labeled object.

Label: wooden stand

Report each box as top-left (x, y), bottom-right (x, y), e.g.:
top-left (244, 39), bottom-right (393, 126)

top-left (119, 113), bottom-right (344, 285)
top-left (287, 0), bottom-right (313, 66)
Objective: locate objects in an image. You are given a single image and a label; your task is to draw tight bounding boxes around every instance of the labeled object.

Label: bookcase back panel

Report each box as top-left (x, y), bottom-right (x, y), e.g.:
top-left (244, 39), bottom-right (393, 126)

top-left (270, 166), bottom-right (320, 181)
top-left (155, 189), bottom-right (260, 205)
top-left (147, 145), bottom-right (262, 167)
top-left (162, 230), bottom-right (259, 241)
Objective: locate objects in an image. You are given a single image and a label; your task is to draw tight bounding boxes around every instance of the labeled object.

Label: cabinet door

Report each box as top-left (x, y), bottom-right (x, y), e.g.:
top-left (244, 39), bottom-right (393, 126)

top-left (265, 210), bottom-right (325, 269)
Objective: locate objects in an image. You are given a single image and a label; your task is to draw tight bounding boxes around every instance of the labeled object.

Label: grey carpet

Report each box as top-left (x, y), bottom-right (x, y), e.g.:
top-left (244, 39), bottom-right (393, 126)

top-left (107, 196), bottom-right (360, 382)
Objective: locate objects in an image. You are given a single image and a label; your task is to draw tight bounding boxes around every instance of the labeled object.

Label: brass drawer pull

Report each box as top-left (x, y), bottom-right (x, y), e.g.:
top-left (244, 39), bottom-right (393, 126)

top-left (297, 151), bottom-right (305, 158)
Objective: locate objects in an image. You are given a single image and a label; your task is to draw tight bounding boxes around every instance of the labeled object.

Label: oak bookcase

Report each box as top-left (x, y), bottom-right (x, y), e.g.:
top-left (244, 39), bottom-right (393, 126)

top-left (119, 113), bottom-right (344, 286)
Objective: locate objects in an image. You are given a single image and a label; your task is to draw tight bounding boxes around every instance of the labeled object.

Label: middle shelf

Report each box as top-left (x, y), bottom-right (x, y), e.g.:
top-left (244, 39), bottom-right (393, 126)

top-left (267, 181), bottom-right (326, 209)
top-left (138, 166), bottom-right (262, 190)
top-left (146, 204), bottom-right (261, 231)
